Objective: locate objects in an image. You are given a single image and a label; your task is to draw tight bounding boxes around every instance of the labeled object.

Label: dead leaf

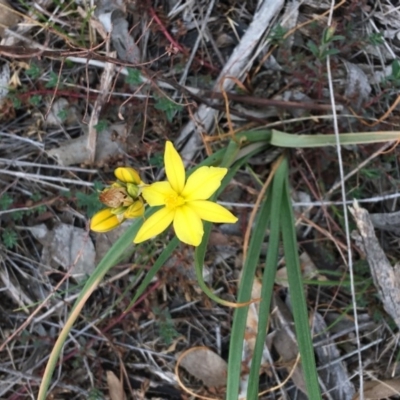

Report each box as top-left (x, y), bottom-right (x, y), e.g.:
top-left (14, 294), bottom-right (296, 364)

top-left (95, 0), bottom-right (140, 63)
top-left (353, 379), bottom-right (400, 400)
top-left (178, 347), bottom-right (227, 388)
top-left (344, 61), bottom-right (371, 110)
top-left (29, 223), bottom-right (96, 282)
top-left (107, 370), bottom-right (127, 400)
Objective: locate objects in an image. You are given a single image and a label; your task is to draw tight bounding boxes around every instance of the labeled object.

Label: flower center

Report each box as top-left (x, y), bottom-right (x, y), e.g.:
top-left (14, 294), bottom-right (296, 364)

top-left (165, 193), bottom-right (185, 210)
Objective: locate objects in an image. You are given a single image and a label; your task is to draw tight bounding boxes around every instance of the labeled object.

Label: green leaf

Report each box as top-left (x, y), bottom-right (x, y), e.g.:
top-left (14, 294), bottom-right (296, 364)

top-left (281, 165), bottom-right (321, 399)
top-left (10, 95), bottom-right (21, 109)
top-left (226, 187), bottom-right (272, 400)
top-left (29, 95), bottom-right (42, 106)
top-left (154, 96), bottom-right (183, 122)
top-left (307, 40), bottom-right (319, 57)
top-left (368, 33), bottom-right (384, 46)
top-left (125, 68), bottom-right (142, 85)
top-left (57, 108), bottom-right (68, 122)
top-left (2, 228), bottom-right (18, 249)
top-left (76, 190), bottom-right (103, 218)
top-left (0, 194), bottom-right (13, 210)
top-left (153, 307), bottom-right (179, 345)
top-left (26, 63), bottom-right (41, 79)
top-left (324, 48), bottom-right (340, 56)
top-left (247, 158), bottom-right (285, 399)
top-left (45, 71), bottom-right (60, 89)
top-left (94, 119), bottom-right (108, 133)
top-left (270, 129), bottom-right (400, 147)
top-left (11, 211), bottom-right (24, 221)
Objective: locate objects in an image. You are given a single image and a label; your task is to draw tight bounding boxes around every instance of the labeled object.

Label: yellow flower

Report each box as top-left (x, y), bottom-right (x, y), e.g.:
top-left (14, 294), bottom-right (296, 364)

top-left (90, 167), bottom-right (145, 233)
top-left (134, 141), bottom-right (237, 246)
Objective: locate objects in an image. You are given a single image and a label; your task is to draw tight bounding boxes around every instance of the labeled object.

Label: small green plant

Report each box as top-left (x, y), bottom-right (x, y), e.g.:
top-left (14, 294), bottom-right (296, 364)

top-left (360, 167), bottom-right (382, 179)
top-left (87, 388), bottom-right (105, 400)
top-left (31, 193), bottom-right (46, 215)
top-left (148, 153), bottom-right (163, 168)
top-left (368, 32), bottom-right (384, 46)
top-left (26, 63), bottom-right (41, 80)
top-left (76, 182), bottom-right (104, 218)
top-left (385, 59), bottom-right (400, 86)
top-left (0, 193), bottom-right (13, 210)
top-left (307, 26), bottom-right (345, 61)
top-left (267, 24), bottom-right (288, 45)
top-left (153, 307), bottom-right (179, 345)
top-left (125, 68), bottom-right (142, 85)
top-left (8, 93), bottom-right (22, 109)
top-left (94, 119), bottom-right (108, 133)
top-left (45, 71), bottom-right (60, 89)
top-left (154, 96), bottom-right (183, 123)
top-left (29, 95), bottom-right (42, 107)
top-left (57, 108), bottom-right (68, 122)
top-left (2, 228), bottom-right (18, 249)
top-left (11, 211), bottom-right (25, 221)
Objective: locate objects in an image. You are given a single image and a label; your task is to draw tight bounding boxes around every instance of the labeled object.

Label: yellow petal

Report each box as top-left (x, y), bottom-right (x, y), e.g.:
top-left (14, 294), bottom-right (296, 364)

top-left (188, 200), bottom-right (238, 223)
top-left (173, 205), bottom-right (204, 246)
top-left (141, 181), bottom-right (175, 206)
top-left (133, 207), bottom-right (175, 243)
top-left (90, 208), bottom-right (123, 232)
top-left (181, 166), bottom-right (227, 201)
top-left (114, 167), bottom-right (141, 184)
top-left (165, 141), bottom-right (185, 194)
top-left (124, 199), bottom-right (145, 218)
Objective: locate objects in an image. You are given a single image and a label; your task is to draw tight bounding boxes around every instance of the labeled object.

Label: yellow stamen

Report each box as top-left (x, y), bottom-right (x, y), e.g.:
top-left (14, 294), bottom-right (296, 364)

top-left (165, 193), bottom-right (185, 210)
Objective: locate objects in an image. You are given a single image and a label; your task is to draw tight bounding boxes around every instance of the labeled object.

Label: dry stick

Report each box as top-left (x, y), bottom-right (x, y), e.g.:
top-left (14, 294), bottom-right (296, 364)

top-left (175, 0), bottom-right (285, 161)
top-left (0, 43), bottom-right (339, 116)
top-left (87, 55), bottom-right (116, 163)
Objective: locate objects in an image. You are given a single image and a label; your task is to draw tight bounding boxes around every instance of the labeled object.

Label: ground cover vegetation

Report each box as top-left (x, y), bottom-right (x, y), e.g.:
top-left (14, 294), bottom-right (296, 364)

top-left (1, 0), bottom-right (400, 399)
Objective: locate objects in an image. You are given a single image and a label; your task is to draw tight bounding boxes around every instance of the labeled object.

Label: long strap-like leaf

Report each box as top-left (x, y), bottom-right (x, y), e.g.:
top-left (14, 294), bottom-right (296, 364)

top-left (281, 163), bottom-right (321, 399)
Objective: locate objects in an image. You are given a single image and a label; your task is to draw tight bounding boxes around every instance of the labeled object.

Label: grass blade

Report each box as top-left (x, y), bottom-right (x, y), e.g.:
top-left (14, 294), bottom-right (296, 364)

top-left (246, 157), bottom-right (287, 399)
top-left (280, 162), bottom-right (321, 399)
top-left (271, 129), bottom-right (400, 147)
top-left (226, 190), bottom-right (273, 399)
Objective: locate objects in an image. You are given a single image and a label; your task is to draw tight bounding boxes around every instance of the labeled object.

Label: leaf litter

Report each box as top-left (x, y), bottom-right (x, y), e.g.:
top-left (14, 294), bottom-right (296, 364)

top-left (1, 0), bottom-right (400, 399)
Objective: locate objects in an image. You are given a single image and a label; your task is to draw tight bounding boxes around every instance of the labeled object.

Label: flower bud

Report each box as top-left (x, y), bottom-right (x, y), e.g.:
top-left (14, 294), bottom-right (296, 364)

top-left (126, 183), bottom-right (140, 198)
top-left (114, 167), bottom-right (141, 184)
top-left (124, 199), bottom-right (145, 218)
top-left (90, 208), bottom-right (123, 232)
